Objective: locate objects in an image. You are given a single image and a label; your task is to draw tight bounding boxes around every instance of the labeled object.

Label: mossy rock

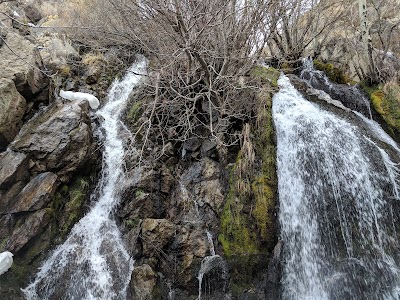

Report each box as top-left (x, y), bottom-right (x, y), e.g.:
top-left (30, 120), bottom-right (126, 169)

top-left (218, 88), bottom-right (277, 291)
top-left (362, 82), bottom-right (400, 139)
top-left (54, 176), bottom-right (91, 238)
top-left (250, 66), bottom-right (280, 87)
top-left (313, 60), bottom-right (352, 84)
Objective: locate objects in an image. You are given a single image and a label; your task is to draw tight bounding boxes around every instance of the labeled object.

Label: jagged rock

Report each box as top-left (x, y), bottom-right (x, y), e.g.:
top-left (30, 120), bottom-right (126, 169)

top-left (0, 150), bottom-right (28, 189)
top-left (0, 32), bottom-right (49, 99)
top-left (9, 172), bottom-right (58, 213)
top-left (136, 169), bottom-right (160, 191)
top-left (130, 264), bottom-right (157, 300)
top-left (141, 218), bottom-right (175, 256)
top-left (160, 167), bottom-right (175, 194)
top-left (0, 79), bottom-right (27, 149)
top-left (183, 137), bottom-right (202, 152)
top-left (11, 101), bottom-right (93, 181)
top-left (36, 34), bottom-right (80, 74)
top-left (85, 65), bottom-right (103, 85)
top-left (7, 209), bottom-right (51, 253)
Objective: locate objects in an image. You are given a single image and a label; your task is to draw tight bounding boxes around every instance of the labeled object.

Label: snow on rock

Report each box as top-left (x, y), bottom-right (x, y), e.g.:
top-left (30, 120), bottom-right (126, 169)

top-left (0, 251), bottom-right (13, 275)
top-left (60, 90), bottom-right (100, 110)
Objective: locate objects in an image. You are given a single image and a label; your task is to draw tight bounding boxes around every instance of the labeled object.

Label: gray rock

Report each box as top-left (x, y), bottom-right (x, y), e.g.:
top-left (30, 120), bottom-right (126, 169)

top-left (7, 209), bottom-right (51, 253)
top-left (9, 172), bottom-right (58, 213)
top-left (11, 101), bottom-right (93, 181)
top-left (0, 150), bottom-right (28, 190)
top-left (0, 79), bottom-right (27, 148)
top-left (0, 32), bottom-right (49, 99)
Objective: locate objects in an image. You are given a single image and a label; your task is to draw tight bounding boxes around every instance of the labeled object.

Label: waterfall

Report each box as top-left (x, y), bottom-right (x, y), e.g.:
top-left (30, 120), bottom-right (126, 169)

top-left (300, 58), bottom-right (373, 119)
top-left (273, 74), bottom-right (400, 300)
top-left (22, 57), bottom-right (147, 300)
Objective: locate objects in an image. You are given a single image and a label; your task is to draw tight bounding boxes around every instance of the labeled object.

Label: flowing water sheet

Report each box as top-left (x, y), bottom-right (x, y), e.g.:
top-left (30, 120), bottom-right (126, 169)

top-left (273, 74), bottom-right (400, 300)
top-left (23, 57), bottom-right (147, 300)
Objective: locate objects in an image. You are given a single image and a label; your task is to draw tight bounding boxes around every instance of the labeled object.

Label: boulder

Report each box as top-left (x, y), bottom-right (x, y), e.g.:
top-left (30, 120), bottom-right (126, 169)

top-left (11, 101), bottom-right (93, 181)
top-left (0, 150), bottom-right (28, 190)
top-left (23, 4), bottom-right (42, 23)
top-left (141, 218), bottom-right (175, 256)
top-left (0, 79), bottom-right (27, 149)
top-left (0, 32), bottom-right (49, 99)
top-left (130, 264), bottom-right (157, 300)
top-left (36, 34), bottom-right (80, 75)
top-left (9, 172), bottom-right (58, 213)
top-left (7, 209), bottom-right (51, 253)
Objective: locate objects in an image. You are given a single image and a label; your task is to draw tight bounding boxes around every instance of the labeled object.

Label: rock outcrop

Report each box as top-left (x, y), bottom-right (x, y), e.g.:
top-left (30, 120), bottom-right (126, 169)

top-left (0, 32), bottom-right (49, 100)
top-left (0, 79), bottom-right (27, 150)
top-left (11, 100), bottom-right (94, 181)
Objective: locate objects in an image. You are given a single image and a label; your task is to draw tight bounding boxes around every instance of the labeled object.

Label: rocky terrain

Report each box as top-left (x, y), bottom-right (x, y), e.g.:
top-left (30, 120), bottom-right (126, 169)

top-left (0, 1), bottom-right (399, 300)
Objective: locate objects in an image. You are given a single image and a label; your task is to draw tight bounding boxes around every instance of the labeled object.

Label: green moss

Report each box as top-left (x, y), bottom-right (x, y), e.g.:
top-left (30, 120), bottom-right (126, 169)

top-left (218, 88), bottom-right (277, 293)
top-left (52, 176), bottom-right (91, 238)
top-left (250, 66), bottom-right (280, 87)
top-left (362, 82), bottom-right (400, 138)
top-left (127, 101), bottom-right (142, 124)
top-left (218, 170), bottom-right (259, 256)
top-left (313, 60), bottom-right (352, 84)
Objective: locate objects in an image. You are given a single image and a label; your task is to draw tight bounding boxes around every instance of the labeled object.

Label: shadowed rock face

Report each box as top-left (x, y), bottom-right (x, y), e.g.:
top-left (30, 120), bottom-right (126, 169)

top-left (0, 79), bottom-right (27, 150)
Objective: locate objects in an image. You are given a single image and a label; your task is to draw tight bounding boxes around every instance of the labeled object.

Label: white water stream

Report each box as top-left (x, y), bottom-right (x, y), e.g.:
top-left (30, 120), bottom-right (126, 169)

top-left (273, 74), bottom-right (400, 300)
top-left (22, 57), bottom-right (147, 300)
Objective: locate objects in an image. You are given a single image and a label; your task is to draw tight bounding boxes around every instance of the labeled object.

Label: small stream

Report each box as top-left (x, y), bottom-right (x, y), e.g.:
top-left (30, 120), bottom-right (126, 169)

top-left (22, 57), bottom-right (147, 300)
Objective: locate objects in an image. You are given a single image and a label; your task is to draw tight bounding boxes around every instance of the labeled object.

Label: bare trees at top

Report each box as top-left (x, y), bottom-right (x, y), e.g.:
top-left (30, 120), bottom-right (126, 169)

top-left (357, 0), bottom-right (400, 83)
top-left (267, 0), bottom-right (346, 65)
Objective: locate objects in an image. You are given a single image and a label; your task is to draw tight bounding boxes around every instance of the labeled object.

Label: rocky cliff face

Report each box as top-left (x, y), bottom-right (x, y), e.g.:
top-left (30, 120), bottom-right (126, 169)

top-left (0, 9), bottom-right (281, 295)
top-left (0, 2), bottom-right (105, 297)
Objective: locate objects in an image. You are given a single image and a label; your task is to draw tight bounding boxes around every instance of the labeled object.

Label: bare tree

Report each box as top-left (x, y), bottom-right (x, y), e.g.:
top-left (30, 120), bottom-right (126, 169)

top-left (62, 0), bottom-right (276, 160)
top-left (267, 0), bottom-right (346, 65)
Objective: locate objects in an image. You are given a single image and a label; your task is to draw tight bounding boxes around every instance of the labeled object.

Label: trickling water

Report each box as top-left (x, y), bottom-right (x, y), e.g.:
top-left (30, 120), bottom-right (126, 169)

top-left (22, 57), bottom-right (147, 300)
top-left (197, 255), bottom-right (227, 300)
top-left (273, 74), bottom-right (400, 300)
top-left (206, 230), bottom-right (216, 256)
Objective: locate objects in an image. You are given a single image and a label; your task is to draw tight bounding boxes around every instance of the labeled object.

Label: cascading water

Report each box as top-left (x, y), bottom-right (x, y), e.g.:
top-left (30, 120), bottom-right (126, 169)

top-left (301, 58), bottom-right (373, 119)
top-left (22, 57), bottom-right (147, 300)
top-left (197, 231), bottom-right (227, 300)
top-left (273, 73), bottom-right (400, 300)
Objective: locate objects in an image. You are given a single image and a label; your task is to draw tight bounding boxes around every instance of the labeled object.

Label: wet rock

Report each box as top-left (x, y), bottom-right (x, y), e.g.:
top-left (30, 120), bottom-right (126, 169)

top-left (0, 79), bottom-right (27, 148)
top-left (0, 150), bottom-right (28, 189)
top-left (141, 218), bottom-right (175, 256)
top-left (130, 264), bottom-right (157, 300)
top-left (0, 181), bottom-right (26, 215)
top-left (9, 172), bottom-right (58, 213)
top-left (0, 32), bottom-right (49, 99)
top-left (7, 208), bottom-right (51, 253)
top-left (265, 241), bottom-right (283, 300)
top-left (299, 69), bottom-right (371, 117)
top-left (11, 101), bottom-right (93, 181)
